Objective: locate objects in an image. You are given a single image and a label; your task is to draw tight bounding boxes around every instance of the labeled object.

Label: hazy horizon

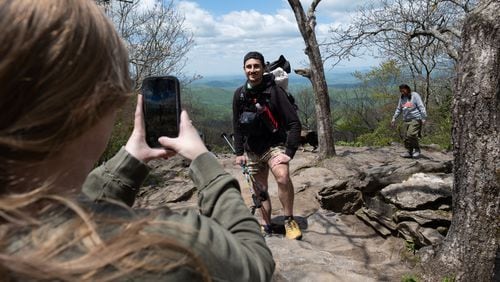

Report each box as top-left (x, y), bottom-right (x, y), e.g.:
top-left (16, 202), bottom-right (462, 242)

top-left (192, 65), bottom-right (371, 88)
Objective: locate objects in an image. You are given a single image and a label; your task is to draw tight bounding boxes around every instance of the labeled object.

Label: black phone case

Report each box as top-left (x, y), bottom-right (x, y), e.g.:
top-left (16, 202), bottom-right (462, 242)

top-left (141, 76), bottom-right (181, 148)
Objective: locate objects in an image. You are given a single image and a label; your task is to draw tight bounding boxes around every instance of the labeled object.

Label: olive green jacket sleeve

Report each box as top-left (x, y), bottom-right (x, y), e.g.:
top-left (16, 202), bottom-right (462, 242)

top-left (81, 148), bottom-right (275, 282)
top-left (82, 147), bottom-right (149, 206)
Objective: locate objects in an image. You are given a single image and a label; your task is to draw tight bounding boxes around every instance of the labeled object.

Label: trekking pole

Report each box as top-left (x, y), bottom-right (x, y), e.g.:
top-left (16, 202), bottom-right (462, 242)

top-left (220, 133), bottom-right (272, 226)
top-left (220, 132), bottom-right (235, 153)
top-left (240, 164), bottom-right (272, 227)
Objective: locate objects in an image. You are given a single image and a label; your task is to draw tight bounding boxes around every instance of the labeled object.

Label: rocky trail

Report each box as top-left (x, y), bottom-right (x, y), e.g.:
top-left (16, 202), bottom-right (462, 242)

top-left (134, 144), bottom-right (453, 281)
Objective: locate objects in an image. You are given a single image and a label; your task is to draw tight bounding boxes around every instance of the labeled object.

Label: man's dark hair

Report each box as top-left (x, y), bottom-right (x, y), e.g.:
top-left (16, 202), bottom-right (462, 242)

top-left (243, 51), bottom-right (265, 67)
top-left (399, 84), bottom-right (411, 91)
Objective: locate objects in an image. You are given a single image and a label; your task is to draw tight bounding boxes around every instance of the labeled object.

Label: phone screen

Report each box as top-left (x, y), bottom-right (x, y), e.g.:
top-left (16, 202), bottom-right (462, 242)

top-left (141, 76), bottom-right (181, 148)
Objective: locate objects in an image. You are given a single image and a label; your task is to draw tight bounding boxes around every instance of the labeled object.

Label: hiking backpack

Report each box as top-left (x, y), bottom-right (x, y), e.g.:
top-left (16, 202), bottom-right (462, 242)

top-left (266, 55), bottom-right (298, 112)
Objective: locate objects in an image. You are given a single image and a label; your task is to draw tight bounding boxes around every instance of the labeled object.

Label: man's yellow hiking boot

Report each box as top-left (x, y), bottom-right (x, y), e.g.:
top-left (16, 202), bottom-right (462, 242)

top-left (284, 218), bottom-right (302, 240)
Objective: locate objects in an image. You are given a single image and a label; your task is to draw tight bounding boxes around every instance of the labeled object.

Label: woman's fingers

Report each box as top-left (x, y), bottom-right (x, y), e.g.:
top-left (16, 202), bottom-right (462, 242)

top-left (133, 94), bottom-right (145, 134)
top-left (125, 94), bottom-right (170, 163)
top-left (158, 111), bottom-right (208, 161)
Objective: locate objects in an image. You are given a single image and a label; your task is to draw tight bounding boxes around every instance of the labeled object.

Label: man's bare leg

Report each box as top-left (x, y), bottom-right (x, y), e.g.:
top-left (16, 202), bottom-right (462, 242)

top-left (270, 159), bottom-right (302, 239)
top-left (270, 162), bottom-right (294, 216)
top-left (253, 168), bottom-right (272, 226)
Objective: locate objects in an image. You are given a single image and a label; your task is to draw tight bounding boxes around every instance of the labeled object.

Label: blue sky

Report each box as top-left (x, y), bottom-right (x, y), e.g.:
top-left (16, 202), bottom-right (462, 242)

top-left (166, 0), bottom-right (381, 77)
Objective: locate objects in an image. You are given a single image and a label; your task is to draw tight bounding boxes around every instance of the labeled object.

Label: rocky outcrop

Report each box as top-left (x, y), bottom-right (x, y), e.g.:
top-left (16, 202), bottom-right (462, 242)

top-left (397, 221), bottom-right (445, 246)
top-left (393, 209), bottom-right (452, 228)
top-left (349, 160), bottom-right (452, 195)
top-left (357, 172), bottom-right (452, 247)
top-left (134, 156), bottom-right (196, 208)
top-left (134, 145), bottom-right (453, 281)
top-left (316, 156), bottom-right (453, 248)
top-left (316, 180), bottom-right (363, 213)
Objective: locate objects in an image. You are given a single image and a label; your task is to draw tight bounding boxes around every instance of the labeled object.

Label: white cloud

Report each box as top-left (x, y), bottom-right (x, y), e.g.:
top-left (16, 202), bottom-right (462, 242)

top-left (315, 0), bottom-right (366, 12)
top-left (178, 3), bottom-right (298, 42)
top-left (177, 0), bottom-right (379, 76)
top-left (177, 2), bottom-right (217, 37)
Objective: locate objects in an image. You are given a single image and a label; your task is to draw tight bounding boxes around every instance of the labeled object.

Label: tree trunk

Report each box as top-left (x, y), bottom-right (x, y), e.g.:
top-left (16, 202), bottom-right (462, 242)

top-left (288, 0), bottom-right (336, 158)
top-left (422, 2), bottom-right (500, 281)
top-left (424, 70), bottom-right (431, 108)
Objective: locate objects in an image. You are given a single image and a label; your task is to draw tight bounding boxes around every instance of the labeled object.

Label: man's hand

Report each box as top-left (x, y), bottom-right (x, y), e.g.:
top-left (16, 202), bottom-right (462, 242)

top-left (235, 155), bottom-right (248, 166)
top-left (390, 120), bottom-right (396, 128)
top-left (270, 153), bottom-right (291, 168)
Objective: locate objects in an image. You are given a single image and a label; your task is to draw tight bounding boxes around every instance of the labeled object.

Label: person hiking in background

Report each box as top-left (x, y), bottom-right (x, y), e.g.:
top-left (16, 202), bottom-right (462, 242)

top-left (0, 1), bottom-right (274, 280)
top-left (391, 84), bottom-right (427, 158)
top-left (232, 51), bottom-right (303, 240)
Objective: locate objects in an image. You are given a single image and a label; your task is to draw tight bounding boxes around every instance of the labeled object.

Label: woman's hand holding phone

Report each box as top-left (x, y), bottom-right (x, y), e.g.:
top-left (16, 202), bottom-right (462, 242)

top-left (158, 111), bottom-right (208, 161)
top-left (125, 94), bottom-right (208, 163)
top-left (125, 95), bottom-right (172, 163)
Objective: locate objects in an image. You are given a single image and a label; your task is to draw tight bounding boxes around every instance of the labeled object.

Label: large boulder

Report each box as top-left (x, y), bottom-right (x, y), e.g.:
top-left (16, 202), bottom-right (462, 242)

top-left (357, 173), bottom-right (452, 247)
top-left (351, 161), bottom-right (452, 195)
top-left (316, 182), bottom-right (363, 214)
top-left (380, 173), bottom-right (452, 210)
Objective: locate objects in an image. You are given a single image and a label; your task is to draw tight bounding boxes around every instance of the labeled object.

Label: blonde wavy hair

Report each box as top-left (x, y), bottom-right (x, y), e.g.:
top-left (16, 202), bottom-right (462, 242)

top-left (0, 0), bottom-right (209, 280)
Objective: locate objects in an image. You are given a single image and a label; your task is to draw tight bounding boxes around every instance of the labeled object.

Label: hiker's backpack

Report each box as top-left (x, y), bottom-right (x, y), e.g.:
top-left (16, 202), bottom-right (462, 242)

top-left (266, 55), bottom-right (298, 112)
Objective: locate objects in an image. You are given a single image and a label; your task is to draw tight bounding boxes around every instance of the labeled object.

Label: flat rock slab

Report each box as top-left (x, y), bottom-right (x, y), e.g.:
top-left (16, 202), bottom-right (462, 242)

top-left (269, 210), bottom-right (411, 281)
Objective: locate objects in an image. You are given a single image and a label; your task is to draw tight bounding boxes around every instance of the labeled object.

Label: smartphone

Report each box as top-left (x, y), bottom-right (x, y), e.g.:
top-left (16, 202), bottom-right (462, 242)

top-left (140, 76), bottom-right (181, 148)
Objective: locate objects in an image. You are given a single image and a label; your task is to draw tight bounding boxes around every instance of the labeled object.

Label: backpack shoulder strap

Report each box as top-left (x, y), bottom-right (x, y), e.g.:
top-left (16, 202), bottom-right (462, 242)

top-left (236, 85), bottom-right (249, 113)
top-left (271, 83), bottom-right (297, 110)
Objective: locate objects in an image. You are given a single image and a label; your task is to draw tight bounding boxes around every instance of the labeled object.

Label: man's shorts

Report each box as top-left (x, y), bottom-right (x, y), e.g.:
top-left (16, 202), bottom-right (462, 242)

top-left (246, 146), bottom-right (286, 174)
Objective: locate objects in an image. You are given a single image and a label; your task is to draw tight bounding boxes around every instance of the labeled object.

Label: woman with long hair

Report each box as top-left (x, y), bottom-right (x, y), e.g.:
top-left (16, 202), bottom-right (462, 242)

top-left (0, 0), bottom-right (274, 281)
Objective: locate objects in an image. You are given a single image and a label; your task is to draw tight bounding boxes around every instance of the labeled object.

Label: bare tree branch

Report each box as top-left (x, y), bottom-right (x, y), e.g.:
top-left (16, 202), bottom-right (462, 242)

top-left (99, 0), bottom-right (195, 88)
top-left (325, 0), bottom-right (478, 65)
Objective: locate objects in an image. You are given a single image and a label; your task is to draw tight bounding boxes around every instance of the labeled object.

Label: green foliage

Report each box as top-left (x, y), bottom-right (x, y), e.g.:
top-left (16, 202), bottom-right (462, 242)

top-left (98, 120), bottom-right (133, 164)
top-left (401, 274), bottom-right (420, 282)
top-left (182, 86), bottom-right (234, 150)
top-left (335, 140), bottom-right (363, 147)
top-left (332, 60), bottom-right (402, 142)
top-left (420, 117), bottom-right (452, 150)
top-left (353, 59), bottom-right (402, 94)
top-left (331, 60), bottom-right (452, 149)
top-left (295, 87), bottom-right (316, 130)
top-left (405, 240), bottom-right (416, 254)
top-left (441, 276), bottom-right (455, 282)
top-left (420, 90), bottom-right (453, 150)
top-left (187, 86), bottom-right (233, 116)
top-left (355, 115), bottom-right (399, 146)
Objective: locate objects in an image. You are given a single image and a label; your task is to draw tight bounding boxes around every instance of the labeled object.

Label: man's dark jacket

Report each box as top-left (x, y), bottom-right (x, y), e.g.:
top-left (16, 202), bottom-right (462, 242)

top-left (232, 74), bottom-right (301, 158)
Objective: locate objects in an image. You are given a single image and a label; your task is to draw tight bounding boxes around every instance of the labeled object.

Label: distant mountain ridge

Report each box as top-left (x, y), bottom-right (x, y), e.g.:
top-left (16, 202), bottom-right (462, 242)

top-left (192, 68), bottom-right (369, 89)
